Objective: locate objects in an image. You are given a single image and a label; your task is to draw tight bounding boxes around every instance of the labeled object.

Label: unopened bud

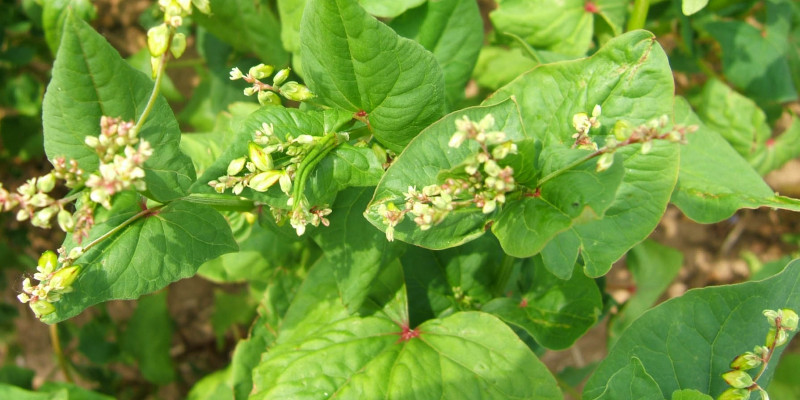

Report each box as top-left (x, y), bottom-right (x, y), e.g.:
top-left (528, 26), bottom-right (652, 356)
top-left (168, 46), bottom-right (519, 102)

top-left (279, 172), bottom-right (292, 194)
top-left (147, 24), bottom-right (170, 57)
top-left (85, 135), bottom-right (100, 148)
top-left (718, 388), bottom-right (751, 400)
top-left (170, 32), bottom-right (187, 58)
top-left (258, 90), bottom-right (281, 106)
top-left (730, 352), bottom-right (761, 370)
top-left (249, 63), bottom-right (274, 80)
top-left (68, 247), bottom-right (84, 260)
top-left (596, 153), bottom-right (614, 172)
top-left (30, 299), bottom-right (55, 317)
top-left (37, 173), bottom-right (56, 193)
top-left (721, 370), bottom-right (754, 389)
top-left (640, 140), bottom-right (653, 155)
top-left (248, 143), bottom-right (273, 171)
top-left (780, 309), bottom-right (798, 331)
top-left (227, 157), bottom-right (247, 176)
top-left (51, 265), bottom-right (81, 291)
top-left (280, 82), bottom-right (314, 102)
top-left (192, 0), bottom-right (211, 13)
top-left (249, 170), bottom-right (281, 192)
top-left (612, 120), bottom-right (631, 141)
top-left (273, 68), bottom-right (290, 86)
top-left (243, 87), bottom-right (258, 96)
top-left (39, 250), bottom-right (58, 270)
top-left (57, 209), bottom-right (75, 232)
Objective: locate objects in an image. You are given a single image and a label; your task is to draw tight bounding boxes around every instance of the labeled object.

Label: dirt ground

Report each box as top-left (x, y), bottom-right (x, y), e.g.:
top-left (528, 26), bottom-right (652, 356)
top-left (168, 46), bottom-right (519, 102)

top-left (2, 1), bottom-right (800, 399)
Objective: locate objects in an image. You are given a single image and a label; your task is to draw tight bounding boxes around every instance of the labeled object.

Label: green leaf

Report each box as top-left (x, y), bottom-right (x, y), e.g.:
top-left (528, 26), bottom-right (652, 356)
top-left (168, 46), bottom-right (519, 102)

top-left (584, 357), bottom-right (663, 400)
top-left (41, 0), bottom-right (95, 54)
top-left (359, 0), bottom-right (425, 18)
top-left (472, 46), bottom-right (539, 91)
top-left (767, 353), bottom-right (800, 399)
top-left (608, 240), bottom-right (682, 347)
top-left (682, 0), bottom-right (709, 15)
top-left (584, 260), bottom-right (800, 399)
top-left (39, 382), bottom-right (116, 400)
top-left (192, 0), bottom-right (288, 67)
top-left (187, 369), bottom-right (234, 400)
top-left (482, 259), bottom-right (602, 350)
top-left (120, 291), bottom-right (176, 385)
top-left (671, 389), bottom-right (713, 400)
top-left (0, 366), bottom-right (34, 389)
top-left (42, 13), bottom-right (195, 203)
top-left (490, 0), bottom-right (625, 57)
top-left (486, 30), bottom-right (679, 277)
top-left (701, 5), bottom-right (798, 105)
top-left (42, 194), bottom-right (237, 323)
top-left (671, 96), bottom-right (800, 223)
top-left (391, 0), bottom-right (484, 107)
top-left (211, 289), bottom-right (256, 347)
top-left (300, 0), bottom-right (446, 151)
top-left (365, 99), bottom-right (525, 249)
top-left (277, 0), bottom-right (305, 53)
top-left (251, 311), bottom-right (562, 399)
top-left (0, 384), bottom-right (52, 400)
top-left (312, 188), bottom-right (406, 313)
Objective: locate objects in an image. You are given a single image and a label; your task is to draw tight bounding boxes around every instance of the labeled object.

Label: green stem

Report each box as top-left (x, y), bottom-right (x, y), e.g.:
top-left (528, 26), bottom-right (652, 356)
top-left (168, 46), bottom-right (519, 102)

top-left (493, 254), bottom-right (516, 296)
top-left (49, 324), bottom-right (73, 383)
top-left (627, 0), bottom-right (650, 31)
top-left (291, 132), bottom-right (340, 210)
top-left (181, 193), bottom-right (257, 212)
top-left (134, 51), bottom-right (167, 134)
top-left (78, 204), bottom-right (165, 256)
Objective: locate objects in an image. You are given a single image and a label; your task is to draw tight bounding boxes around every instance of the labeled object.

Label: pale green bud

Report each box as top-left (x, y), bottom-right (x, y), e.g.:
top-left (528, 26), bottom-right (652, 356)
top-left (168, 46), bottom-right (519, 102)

top-left (248, 143), bottom-right (273, 171)
top-left (780, 309), bottom-right (798, 331)
top-left (227, 157), bottom-right (247, 176)
top-left (177, 0), bottom-right (191, 12)
top-left (718, 388), bottom-right (751, 400)
top-left (249, 63), bottom-right (274, 80)
top-left (249, 171), bottom-right (281, 192)
top-left (591, 104), bottom-right (602, 118)
top-left (279, 172), bottom-right (292, 195)
top-left (32, 207), bottom-right (56, 228)
top-left (30, 299), bottom-right (55, 317)
top-left (730, 352), bottom-right (761, 370)
top-left (596, 153), bottom-right (614, 172)
top-left (39, 251), bottom-right (58, 271)
top-left (764, 309), bottom-right (779, 327)
top-left (640, 140), bottom-right (653, 155)
top-left (85, 135), bottom-right (100, 148)
top-left (449, 131), bottom-right (467, 148)
top-left (280, 82), bottom-right (314, 102)
top-left (50, 266), bottom-right (81, 291)
top-left (721, 370), bottom-right (754, 389)
top-left (243, 87), bottom-right (258, 96)
top-left (613, 120), bottom-right (632, 141)
top-left (273, 68), bottom-right (290, 86)
top-left (258, 90), bottom-right (281, 106)
top-left (147, 23), bottom-right (170, 57)
top-left (68, 247), bottom-right (84, 260)
top-left (37, 173), bottom-right (56, 193)
top-left (57, 209), bottom-right (75, 232)
top-left (170, 32), bottom-right (187, 58)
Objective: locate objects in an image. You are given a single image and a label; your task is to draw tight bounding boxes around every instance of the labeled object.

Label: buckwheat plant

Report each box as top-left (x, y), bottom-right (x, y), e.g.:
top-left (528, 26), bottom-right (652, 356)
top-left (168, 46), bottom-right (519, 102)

top-left (718, 308), bottom-right (798, 400)
top-left (230, 64), bottom-right (315, 105)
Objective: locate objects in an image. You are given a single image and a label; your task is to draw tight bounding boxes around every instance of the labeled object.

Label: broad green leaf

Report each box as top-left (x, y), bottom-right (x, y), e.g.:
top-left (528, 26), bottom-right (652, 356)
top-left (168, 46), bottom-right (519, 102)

top-left (490, 0), bottom-right (626, 57)
top-left (584, 357), bottom-right (662, 400)
top-left (187, 369), bottom-right (233, 400)
top-left (277, 0), bottom-right (305, 53)
top-left (0, 384), bottom-right (52, 400)
top-left (300, 0), bottom-right (446, 151)
top-left (312, 188), bottom-right (406, 313)
top-left (359, 0), bottom-right (425, 18)
top-left (211, 289), bottom-right (256, 347)
top-left (701, 5), bottom-right (797, 105)
top-left (671, 389), bottom-right (713, 400)
top-left (482, 259), bottom-right (603, 350)
top-left (492, 151), bottom-right (625, 258)
top-left (120, 291), bottom-right (176, 385)
top-left (608, 240), bottom-right (682, 347)
top-left (487, 30), bottom-right (679, 277)
top-left (0, 365), bottom-right (34, 389)
top-left (682, 0), bottom-right (709, 15)
top-left (391, 0), bottom-right (484, 107)
top-left (41, 0), bottom-right (95, 54)
top-left (399, 235), bottom-right (505, 326)
top-left (42, 13), bottom-right (195, 203)
top-left (229, 321), bottom-right (273, 400)
top-left (755, 115), bottom-right (800, 175)
top-left (473, 46), bottom-right (539, 91)
top-left (252, 311), bottom-right (562, 399)
top-left (365, 99), bottom-right (525, 249)
top-left (41, 194), bottom-right (237, 323)
top-left (671, 96), bottom-right (800, 223)
top-left (192, 0), bottom-right (288, 67)
top-left (584, 260), bottom-right (800, 399)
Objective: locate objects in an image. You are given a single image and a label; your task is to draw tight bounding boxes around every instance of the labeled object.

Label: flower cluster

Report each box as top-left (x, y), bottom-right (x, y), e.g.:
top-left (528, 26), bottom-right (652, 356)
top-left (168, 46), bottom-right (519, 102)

top-left (571, 104), bottom-right (602, 150)
top-left (378, 114), bottom-right (517, 241)
top-left (719, 308), bottom-right (798, 400)
top-left (209, 123), bottom-right (335, 236)
top-left (17, 251), bottom-right (81, 318)
top-left (230, 64), bottom-right (315, 105)
top-left (146, 0), bottom-right (206, 74)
